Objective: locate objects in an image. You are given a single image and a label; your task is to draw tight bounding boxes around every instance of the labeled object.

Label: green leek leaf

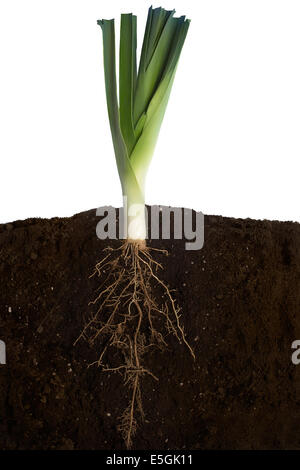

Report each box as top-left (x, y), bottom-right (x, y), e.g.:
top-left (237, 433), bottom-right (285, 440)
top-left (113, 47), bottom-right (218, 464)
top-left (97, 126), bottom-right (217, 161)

top-left (98, 7), bottom-right (190, 239)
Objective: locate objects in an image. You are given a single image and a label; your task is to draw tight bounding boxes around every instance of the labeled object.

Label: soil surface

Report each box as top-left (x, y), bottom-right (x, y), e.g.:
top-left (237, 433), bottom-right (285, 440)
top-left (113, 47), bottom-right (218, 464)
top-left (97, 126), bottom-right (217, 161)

top-left (0, 207), bottom-right (300, 450)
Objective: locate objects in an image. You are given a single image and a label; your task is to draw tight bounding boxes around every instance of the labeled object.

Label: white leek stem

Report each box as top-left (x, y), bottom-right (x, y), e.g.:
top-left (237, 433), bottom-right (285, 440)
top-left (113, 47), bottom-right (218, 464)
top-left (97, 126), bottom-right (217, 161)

top-left (123, 192), bottom-right (147, 243)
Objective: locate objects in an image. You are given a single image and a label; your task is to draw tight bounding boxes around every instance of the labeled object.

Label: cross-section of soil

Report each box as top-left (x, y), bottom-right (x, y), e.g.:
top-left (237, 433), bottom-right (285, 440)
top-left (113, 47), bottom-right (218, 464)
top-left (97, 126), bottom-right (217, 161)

top-left (0, 208), bottom-right (299, 450)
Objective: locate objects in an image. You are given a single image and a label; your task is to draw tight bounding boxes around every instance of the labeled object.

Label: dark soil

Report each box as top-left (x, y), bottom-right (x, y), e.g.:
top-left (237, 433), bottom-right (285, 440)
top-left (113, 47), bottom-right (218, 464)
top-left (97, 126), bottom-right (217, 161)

top-left (0, 207), bottom-right (300, 450)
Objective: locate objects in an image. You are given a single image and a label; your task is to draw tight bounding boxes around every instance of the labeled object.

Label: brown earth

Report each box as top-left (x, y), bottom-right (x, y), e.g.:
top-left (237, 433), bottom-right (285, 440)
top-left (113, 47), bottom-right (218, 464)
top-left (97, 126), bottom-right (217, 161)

top-left (0, 207), bottom-right (300, 450)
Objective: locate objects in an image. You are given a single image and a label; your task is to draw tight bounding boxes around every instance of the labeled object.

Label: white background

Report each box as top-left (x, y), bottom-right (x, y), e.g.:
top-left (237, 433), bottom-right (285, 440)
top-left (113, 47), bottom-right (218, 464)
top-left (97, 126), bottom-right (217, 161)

top-left (0, 0), bottom-right (299, 223)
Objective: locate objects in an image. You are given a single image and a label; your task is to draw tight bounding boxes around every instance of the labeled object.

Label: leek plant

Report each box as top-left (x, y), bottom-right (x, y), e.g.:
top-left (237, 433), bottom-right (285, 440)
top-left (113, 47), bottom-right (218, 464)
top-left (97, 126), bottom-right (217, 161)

top-left (76, 7), bottom-right (193, 449)
top-left (98, 6), bottom-right (190, 244)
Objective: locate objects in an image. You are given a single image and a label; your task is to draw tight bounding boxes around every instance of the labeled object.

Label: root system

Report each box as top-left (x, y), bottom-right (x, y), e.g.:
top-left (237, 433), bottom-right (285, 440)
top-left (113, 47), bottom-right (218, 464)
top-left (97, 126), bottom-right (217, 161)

top-left (75, 241), bottom-right (194, 448)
